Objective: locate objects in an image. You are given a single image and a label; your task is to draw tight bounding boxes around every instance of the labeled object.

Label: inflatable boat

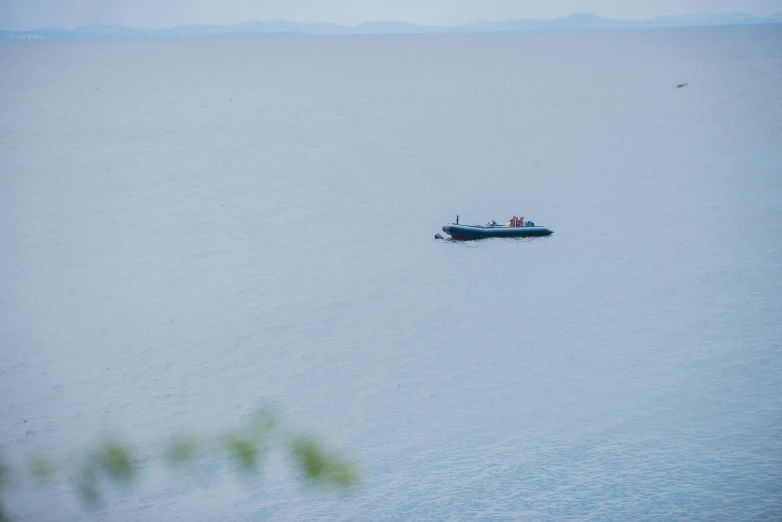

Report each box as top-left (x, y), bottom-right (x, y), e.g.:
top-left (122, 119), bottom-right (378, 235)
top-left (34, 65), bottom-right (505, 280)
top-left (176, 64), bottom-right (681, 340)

top-left (441, 217), bottom-right (553, 240)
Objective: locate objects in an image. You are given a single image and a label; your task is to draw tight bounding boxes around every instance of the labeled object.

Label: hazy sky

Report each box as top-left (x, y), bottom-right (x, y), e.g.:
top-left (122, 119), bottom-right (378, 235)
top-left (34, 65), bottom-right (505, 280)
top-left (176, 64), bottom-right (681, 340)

top-left (2, 0), bottom-right (782, 30)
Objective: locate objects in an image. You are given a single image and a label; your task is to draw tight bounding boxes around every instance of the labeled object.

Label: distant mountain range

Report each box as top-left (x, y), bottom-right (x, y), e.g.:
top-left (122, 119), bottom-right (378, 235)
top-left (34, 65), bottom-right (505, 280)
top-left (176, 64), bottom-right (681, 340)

top-left (3, 12), bottom-right (781, 40)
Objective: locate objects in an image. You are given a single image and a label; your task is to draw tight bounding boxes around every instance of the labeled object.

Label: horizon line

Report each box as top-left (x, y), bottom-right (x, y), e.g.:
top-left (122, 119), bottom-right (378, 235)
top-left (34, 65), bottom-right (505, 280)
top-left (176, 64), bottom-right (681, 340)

top-left (2, 11), bottom-right (781, 35)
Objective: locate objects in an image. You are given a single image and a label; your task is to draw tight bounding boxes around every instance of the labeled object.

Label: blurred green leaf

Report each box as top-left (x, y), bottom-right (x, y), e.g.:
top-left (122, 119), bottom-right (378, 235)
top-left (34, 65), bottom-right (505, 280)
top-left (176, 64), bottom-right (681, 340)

top-left (164, 436), bottom-right (199, 466)
top-left (221, 435), bottom-right (261, 472)
top-left (293, 438), bottom-right (326, 479)
top-left (93, 441), bottom-right (134, 483)
top-left (28, 454), bottom-right (55, 481)
top-left (292, 437), bottom-right (356, 487)
top-left (329, 461), bottom-right (357, 488)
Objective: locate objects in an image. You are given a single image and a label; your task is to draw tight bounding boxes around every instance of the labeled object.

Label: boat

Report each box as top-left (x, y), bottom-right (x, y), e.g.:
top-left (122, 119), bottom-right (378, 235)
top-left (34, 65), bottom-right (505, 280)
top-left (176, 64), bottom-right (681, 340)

top-left (441, 216), bottom-right (553, 240)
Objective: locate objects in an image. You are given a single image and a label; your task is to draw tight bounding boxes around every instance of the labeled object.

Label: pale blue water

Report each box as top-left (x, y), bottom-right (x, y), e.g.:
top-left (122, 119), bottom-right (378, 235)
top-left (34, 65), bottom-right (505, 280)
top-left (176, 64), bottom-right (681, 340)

top-left (1, 26), bottom-right (781, 520)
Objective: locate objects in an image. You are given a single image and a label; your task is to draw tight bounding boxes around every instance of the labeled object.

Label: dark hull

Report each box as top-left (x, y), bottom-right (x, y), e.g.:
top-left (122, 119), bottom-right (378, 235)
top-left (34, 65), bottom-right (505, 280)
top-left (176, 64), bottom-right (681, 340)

top-left (442, 224), bottom-right (553, 240)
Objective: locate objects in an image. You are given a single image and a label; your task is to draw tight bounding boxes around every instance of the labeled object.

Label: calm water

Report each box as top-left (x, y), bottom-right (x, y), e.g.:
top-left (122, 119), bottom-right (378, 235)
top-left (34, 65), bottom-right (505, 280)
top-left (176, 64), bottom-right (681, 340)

top-left (1, 26), bottom-right (781, 521)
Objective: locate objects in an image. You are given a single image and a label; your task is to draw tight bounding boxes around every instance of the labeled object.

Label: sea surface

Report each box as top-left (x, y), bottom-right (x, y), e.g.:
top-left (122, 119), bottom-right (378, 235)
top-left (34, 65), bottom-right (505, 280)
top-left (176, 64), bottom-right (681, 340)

top-left (1, 26), bottom-right (781, 521)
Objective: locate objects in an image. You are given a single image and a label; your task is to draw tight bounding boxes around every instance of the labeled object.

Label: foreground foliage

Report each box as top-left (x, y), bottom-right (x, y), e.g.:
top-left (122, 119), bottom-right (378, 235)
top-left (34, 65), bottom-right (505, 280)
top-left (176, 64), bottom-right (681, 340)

top-left (0, 409), bottom-right (355, 521)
